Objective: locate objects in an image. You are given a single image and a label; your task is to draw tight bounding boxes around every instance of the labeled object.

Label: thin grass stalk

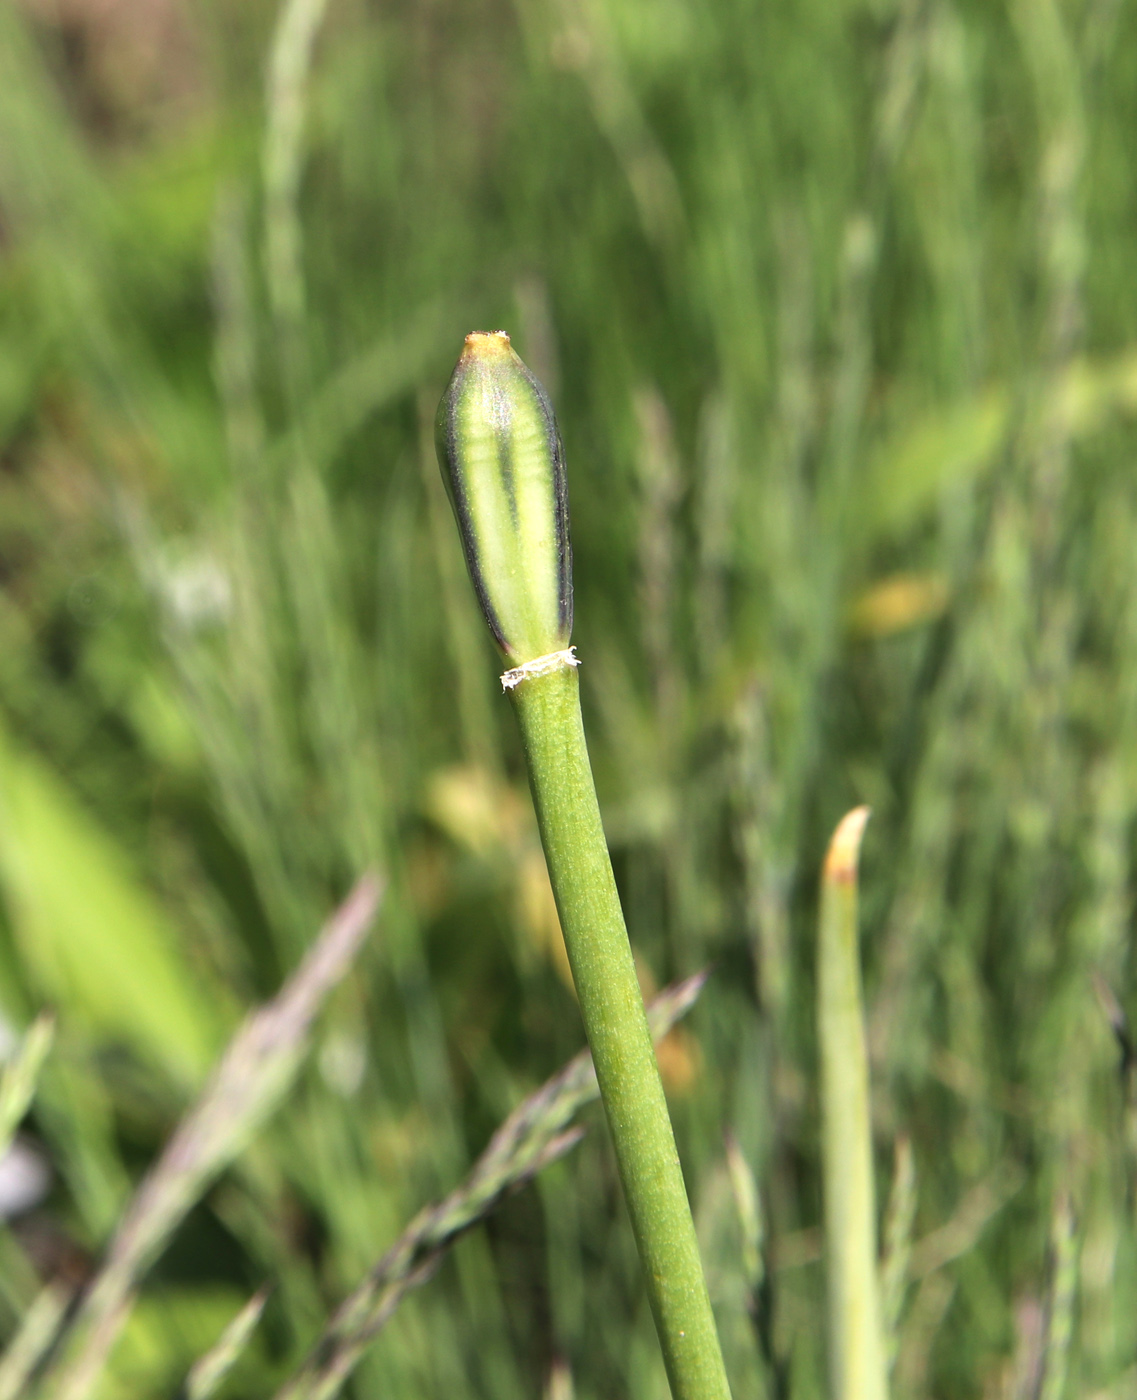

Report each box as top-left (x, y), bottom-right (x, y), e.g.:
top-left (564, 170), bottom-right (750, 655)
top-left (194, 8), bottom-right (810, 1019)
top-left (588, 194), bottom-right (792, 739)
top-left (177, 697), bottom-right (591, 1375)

top-left (44, 875), bottom-right (382, 1400)
top-left (0, 1013), bottom-right (53, 1159)
top-left (185, 1286), bottom-right (271, 1400)
top-left (1039, 1191), bottom-right (1077, 1400)
top-left (0, 1283), bottom-right (72, 1400)
top-left (818, 807), bottom-right (888, 1400)
top-left (880, 1135), bottom-right (917, 1371)
top-left (274, 971), bottom-right (711, 1400)
top-left (263, 0), bottom-right (328, 397)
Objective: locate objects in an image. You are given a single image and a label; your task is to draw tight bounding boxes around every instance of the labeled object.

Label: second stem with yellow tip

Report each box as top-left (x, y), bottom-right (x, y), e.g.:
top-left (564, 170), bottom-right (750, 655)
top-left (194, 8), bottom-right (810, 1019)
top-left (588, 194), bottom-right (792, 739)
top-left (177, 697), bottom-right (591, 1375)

top-left (818, 806), bottom-right (888, 1400)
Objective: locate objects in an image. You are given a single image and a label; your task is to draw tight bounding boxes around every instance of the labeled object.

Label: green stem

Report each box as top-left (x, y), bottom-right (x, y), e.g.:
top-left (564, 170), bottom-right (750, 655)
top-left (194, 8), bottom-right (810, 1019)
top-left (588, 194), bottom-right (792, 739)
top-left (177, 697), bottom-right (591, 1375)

top-left (510, 660), bottom-right (730, 1400)
top-left (818, 808), bottom-right (888, 1400)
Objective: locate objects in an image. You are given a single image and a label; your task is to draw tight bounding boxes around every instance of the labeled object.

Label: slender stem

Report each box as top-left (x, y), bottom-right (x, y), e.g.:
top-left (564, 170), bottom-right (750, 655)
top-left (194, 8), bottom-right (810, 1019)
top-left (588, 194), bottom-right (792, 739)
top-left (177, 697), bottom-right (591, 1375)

top-left (818, 807), bottom-right (888, 1400)
top-left (1039, 1190), bottom-right (1077, 1400)
top-left (510, 660), bottom-right (730, 1400)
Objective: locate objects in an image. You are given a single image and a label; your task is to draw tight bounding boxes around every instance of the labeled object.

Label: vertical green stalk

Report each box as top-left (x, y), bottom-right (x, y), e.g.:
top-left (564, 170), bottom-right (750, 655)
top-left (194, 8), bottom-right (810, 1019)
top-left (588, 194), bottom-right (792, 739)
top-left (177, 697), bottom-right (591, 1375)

top-left (818, 807), bottom-right (888, 1400)
top-left (879, 1135), bottom-right (916, 1372)
top-left (511, 660), bottom-right (730, 1400)
top-left (436, 332), bottom-right (730, 1399)
top-left (1039, 1190), bottom-right (1077, 1400)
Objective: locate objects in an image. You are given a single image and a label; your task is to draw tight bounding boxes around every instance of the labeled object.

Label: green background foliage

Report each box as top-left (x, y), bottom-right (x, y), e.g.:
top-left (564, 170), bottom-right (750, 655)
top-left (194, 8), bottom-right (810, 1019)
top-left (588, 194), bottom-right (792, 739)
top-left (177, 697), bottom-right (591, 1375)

top-left (0, 0), bottom-right (1135, 1393)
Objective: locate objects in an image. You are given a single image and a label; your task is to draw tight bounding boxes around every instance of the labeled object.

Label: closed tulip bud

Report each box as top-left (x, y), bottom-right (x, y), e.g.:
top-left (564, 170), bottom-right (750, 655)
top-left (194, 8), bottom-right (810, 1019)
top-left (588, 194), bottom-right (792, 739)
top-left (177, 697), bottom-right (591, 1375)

top-left (435, 331), bottom-right (573, 664)
top-left (437, 339), bottom-right (729, 1400)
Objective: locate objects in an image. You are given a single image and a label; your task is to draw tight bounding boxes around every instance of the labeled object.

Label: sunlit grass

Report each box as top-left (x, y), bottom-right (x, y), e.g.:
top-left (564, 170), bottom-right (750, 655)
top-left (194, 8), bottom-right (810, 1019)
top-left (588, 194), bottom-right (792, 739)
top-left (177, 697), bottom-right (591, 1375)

top-left (0, 0), bottom-right (1135, 1394)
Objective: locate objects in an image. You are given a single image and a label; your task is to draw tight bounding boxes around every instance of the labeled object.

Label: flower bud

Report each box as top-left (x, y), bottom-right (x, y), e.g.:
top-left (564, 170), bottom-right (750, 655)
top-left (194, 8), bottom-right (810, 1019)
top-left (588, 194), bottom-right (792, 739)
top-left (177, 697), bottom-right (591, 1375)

top-left (435, 331), bottom-right (573, 663)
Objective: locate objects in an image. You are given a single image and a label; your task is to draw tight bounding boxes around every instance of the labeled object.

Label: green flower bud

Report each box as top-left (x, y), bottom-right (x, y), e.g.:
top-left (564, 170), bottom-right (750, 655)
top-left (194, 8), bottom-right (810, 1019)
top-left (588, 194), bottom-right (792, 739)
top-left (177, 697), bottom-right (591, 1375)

top-left (435, 331), bottom-right (573, 664)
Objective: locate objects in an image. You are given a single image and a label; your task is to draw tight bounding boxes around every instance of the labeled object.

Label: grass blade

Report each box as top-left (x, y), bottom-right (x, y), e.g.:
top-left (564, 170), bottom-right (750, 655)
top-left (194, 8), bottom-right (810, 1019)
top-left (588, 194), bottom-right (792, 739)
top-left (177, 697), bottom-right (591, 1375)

top-left (1039, 1191), bottom-right (1077, 1400)
top-left (274, 970), bottom-right (709, 1400)
top-left (818, 807), bottom-right (887, 1400)
top-left (46, 874), bottom-right (383, 1400)
top-left (0, 1013), bottom-right (54, 1159)
top-left (185, 1285), bottom-right (271, 1400)
top-left (880, 1135), bottom-right (916, 1371)
top-left (0, 1282), bottom-right (72, 1400)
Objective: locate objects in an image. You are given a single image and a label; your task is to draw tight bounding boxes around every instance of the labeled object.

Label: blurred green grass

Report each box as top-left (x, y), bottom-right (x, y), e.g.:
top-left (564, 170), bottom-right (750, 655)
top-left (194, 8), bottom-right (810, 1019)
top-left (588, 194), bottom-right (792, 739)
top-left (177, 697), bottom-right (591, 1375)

top-left (0, 0), bottom-right (1136, 1393)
